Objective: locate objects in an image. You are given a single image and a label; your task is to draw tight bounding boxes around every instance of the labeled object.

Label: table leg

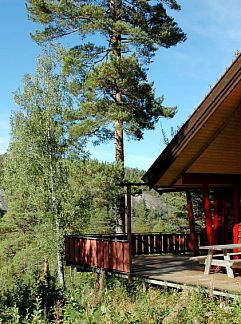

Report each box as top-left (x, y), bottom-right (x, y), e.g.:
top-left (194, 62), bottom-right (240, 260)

top-left (223, 249), bottom-right (234, 278)
top-left (204, 250), bottom-right (214, 275)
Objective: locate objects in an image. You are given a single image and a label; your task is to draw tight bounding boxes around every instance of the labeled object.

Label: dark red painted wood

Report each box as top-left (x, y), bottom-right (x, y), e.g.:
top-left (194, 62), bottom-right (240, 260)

top-left (169, 235), bottom-right (174, 252)
top-left (75, 238), bottom-right (81, 263)
top-left (186, 190), bottom-right (198, 254)
top-left (182, 173), bottom-right (240, 185)
top-left (137, 235), bottom-right (142, 255)
top-left (150, 235), bottom-right (154, 254)
top-left (110, 241), bottom-right (117, 270)
top-left (91, 240), bottom-right (97, 266)
top-left (213, 190), bottom-right (219, 244)
top-left (233, 186), bottom-right (240, 258)
top-left (123, 242), bottom-right (130, 272)
top-left (163, 235), bottom-right (168, 253)
top-left (155, 234), bottom-right (161, 254)
top-left (80, 238), bottom-right (85, 264)
top-left (70, 236), bottom-right (75, 263)
top-left (203, 183), bottom-right (215, 245)
top-left (116, 241), bottom-right (124, 271)
top-left (131, 235), bottom-right (136, 255)
top-left (65, 233), bottom-right (197, 273)
top-left (85, 239), bottom-right (91, 265)
top-left (233, 186), bottom-right (239, 245)
top-left (96, 240), bottom-right (103, 268)
top-left (143, 235), bottom-right (149, 254)
top-left (179, 235), bottom-right (184, 251)
top-left (175, 235), bottom-right (180, 253)
top-left (103, 240), bottom-right (109, 269)
top-left (221, 192), bottom-right (226, 243)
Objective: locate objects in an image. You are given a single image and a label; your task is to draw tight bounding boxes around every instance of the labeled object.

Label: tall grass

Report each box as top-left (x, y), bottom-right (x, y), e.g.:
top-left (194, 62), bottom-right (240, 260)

top-left (1, 269), bottom-right (241, 323)
top-left (63, 271), bottom-right (241, 324)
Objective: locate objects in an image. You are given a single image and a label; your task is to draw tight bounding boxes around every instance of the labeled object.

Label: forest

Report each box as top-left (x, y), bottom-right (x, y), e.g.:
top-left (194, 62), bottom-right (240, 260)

top-left (1, 0), bottom-right (241, 322)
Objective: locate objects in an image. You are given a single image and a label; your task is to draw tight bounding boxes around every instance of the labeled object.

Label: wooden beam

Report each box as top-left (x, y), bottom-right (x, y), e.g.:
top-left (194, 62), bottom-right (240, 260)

top-left (203, 183), bottom-right (215, 245)
top-left (183, 173), bottom-right (240, 185)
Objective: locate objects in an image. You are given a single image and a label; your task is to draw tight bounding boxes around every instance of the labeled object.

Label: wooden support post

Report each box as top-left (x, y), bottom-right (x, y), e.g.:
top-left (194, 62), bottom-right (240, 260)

top-left (185, 190), bottom-right (198, 255)
top-left (213, 190), bottom-right (219, 244)
top-left (233, 185), bottom-right (239, 245)
top-left (99, 269), bottom-right (106, 291)
top-left (221, 190), bottom-right (227, 243)
top-left (203, 183), bottom-right (215, 245)
top-left (127, 185), bottom-right (132, 280)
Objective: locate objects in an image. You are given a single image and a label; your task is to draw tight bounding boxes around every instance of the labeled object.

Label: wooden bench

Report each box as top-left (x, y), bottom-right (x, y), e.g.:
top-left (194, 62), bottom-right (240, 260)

top-left (192, 244), bottom-right (241, 278)
top-left (190, 252), bottom-right (241, 264)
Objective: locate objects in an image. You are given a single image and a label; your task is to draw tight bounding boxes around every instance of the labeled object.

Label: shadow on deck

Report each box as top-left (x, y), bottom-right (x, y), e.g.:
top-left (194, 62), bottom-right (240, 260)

top-left (132, 255), bottom-right (241, 297)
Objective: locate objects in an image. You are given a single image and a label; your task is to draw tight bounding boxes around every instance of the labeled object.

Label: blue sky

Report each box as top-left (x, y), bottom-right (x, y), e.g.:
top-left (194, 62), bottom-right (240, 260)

top-left (0, 0), bottom-right (240, 170)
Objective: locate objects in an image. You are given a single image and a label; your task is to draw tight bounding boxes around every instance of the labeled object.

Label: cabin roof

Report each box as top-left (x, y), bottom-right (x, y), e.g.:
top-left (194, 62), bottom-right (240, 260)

top-left (142, 53), bottom-right (241, 190)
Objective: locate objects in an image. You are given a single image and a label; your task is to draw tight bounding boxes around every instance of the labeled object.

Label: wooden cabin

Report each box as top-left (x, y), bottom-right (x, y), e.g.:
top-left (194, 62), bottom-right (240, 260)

top-left (142, 52), bottom-right (241, 249)
top-left (65, 53), bottom-right (241, 295)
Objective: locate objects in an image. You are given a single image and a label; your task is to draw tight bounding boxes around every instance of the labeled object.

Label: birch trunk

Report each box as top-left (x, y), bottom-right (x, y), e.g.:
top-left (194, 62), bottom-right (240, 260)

top-left (47, 123), bottom-right (65, 293)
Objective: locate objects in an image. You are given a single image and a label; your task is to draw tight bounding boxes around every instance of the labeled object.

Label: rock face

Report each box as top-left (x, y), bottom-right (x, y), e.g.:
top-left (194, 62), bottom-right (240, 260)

top-left (130, 192), bottom-right (162, 210)
top-left (0, 190), bottom-right (7, 216)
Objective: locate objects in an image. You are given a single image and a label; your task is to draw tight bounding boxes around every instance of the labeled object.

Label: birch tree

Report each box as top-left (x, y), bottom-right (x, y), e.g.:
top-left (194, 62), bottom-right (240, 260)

top-left (3, 46), bottom-right (83, 293)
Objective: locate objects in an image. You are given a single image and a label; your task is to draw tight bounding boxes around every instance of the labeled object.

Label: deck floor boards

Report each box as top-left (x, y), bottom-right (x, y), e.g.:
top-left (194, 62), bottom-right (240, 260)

top-left (132, 255), bottom-right (241, 294)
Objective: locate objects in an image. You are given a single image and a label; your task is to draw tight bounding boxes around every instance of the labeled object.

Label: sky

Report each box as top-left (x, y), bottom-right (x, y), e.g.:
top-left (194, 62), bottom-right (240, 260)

top-left (0, 0), bottom-right (240, 170)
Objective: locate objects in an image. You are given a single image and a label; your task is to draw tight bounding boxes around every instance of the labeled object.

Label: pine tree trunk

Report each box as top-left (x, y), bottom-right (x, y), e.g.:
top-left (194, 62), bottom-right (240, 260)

top-left (110, 0), bottom-right (125, 233)
top-left (115, 120), bottom-right (125, 233)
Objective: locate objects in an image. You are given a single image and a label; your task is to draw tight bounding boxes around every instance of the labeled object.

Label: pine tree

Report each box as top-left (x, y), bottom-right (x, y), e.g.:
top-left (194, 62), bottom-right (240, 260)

top-left (26, 0), bottom-right (186, 232)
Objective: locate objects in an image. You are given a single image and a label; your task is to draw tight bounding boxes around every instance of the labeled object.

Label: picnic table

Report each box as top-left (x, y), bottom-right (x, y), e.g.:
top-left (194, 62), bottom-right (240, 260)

top-left (199, 244), bottom-right (241, 278)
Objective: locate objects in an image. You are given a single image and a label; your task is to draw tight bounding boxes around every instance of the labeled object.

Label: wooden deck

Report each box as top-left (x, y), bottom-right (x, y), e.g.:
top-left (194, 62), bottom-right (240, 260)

top-left (131, 255), bottom-right (241, 297)
top-left (65, 235), bottom-right (241, 297)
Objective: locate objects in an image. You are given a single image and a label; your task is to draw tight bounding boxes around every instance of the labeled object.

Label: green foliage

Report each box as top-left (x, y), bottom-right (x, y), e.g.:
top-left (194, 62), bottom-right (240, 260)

top-left (0, 154), bottom-right (4, 187)
top-left (26, 0), bottom-right (186, 232)
top-left (0, 268), bottom-right (61, 323)
top-left (2, 269), bottom-right (241, 322)
top-left (26, 0), bottom-right (186, 154)
top-left (26, 1), bottom-right (186, 57)
top-left (63, 272), bottom-right (241, 323)
top-left (2, 45), bottom-right (86, 291)
top-left (62, 159), bottom-right (122, 234)
top-left (132, 191), bottom-right (190, 233)
top-left (68, 54), bottom-right (177, 143)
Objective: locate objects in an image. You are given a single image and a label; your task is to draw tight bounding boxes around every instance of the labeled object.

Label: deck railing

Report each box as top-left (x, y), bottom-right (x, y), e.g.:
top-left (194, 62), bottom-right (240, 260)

top-left (65, 235), bottom-right (130, 272)
top-left (65, 232), bottom-right (200, 272)
top-left (132, 233), bottom-right (196, 255)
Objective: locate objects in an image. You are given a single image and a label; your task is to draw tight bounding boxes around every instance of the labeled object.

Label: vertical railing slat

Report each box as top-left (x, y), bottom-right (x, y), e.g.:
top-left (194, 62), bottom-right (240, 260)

top-left (123, 242), bottom-right (130, 272)
top-left (143, 235), bottom-right (149, 254)
top-left (150, 235), bottom-right (154, 254)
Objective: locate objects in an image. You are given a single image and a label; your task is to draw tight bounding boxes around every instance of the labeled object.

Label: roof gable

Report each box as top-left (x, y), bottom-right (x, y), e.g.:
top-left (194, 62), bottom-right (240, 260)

top-left (142, 53), bottom-right (241, 189)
